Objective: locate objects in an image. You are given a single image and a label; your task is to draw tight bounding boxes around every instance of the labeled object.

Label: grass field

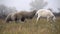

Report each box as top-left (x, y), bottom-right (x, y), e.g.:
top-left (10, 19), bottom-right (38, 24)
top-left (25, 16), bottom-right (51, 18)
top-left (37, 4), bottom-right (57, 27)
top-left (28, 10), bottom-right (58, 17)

top-left (0, 17), bottom-right (60, 34)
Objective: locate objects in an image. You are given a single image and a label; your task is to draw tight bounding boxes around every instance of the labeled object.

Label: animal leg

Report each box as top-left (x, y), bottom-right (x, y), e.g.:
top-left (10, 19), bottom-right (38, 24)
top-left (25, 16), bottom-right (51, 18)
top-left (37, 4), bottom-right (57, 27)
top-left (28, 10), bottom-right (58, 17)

top-left (21, 17), bottom-right (25, 21)
top-left (52, 16), bottom-right (56, 22)
top-left (47, 17), bottom-right (50, 22)
top-left (36, 16), bottom-right (40, 23)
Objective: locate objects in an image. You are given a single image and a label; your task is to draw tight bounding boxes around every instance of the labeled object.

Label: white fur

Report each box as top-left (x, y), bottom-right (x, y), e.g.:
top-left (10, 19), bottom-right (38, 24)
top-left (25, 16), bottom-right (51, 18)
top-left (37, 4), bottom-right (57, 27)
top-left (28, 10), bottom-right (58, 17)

top-left (35, 9), bottom-right (56, 23)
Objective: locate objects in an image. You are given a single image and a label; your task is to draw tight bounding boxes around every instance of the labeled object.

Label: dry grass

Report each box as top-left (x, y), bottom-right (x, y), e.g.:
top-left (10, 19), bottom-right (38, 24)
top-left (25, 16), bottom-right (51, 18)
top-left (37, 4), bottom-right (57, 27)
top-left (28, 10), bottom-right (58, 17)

top-left (0, 17), bottom-right (60, 34)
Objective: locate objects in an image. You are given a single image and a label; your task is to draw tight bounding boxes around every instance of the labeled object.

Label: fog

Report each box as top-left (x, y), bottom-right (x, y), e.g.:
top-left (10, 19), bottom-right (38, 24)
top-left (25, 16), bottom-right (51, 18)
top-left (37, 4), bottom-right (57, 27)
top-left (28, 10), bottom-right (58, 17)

top-left (44, 0), bottom-right (60, 13)
top-left (0, 0), bottom-right (60, 12)
top-left (0, 0), bottom-right (33, 11)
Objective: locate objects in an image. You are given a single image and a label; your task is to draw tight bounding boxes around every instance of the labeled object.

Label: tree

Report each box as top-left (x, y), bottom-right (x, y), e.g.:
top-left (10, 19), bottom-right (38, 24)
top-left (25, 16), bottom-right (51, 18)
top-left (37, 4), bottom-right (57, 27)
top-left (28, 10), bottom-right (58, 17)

top-left (30, 0), bottom-right (48, 10)
top-left (0, 5), bottom-right (17, 19)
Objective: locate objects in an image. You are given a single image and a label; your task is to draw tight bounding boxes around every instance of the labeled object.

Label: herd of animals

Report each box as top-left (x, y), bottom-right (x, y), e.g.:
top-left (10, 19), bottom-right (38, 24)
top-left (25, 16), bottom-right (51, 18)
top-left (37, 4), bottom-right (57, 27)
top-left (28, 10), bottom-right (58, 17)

top-left (5, 9), bottom-right (56, 23)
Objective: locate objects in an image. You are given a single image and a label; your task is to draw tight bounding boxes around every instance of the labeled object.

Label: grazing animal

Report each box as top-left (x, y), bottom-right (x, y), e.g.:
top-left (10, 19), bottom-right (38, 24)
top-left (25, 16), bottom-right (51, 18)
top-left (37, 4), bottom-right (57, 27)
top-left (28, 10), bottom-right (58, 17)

top-left (15, 10), bottom-right (37, 22)
top-left (5, 10), bottom-right (37, 23)
top-left (35, 9), bottom-right (56, 23)
top-left (5, 13), bottom-right (17, 23)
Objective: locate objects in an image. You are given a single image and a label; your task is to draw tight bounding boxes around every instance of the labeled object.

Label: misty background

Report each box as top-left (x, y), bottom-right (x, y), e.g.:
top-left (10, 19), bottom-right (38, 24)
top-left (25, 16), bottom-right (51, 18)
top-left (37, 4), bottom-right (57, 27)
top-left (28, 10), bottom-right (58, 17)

top-left (0, 0), bottom-right (60, 19)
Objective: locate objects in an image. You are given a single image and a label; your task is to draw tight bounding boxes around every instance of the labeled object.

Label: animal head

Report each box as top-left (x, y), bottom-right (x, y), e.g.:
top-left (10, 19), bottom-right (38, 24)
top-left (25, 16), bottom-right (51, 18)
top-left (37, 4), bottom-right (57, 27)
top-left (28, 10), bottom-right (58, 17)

top-left (33, 9), bottom-right (37, 13)
top-left (30, 9), bottom-right (37, 18)
top-left (31, 9), bottom-right (37, 16)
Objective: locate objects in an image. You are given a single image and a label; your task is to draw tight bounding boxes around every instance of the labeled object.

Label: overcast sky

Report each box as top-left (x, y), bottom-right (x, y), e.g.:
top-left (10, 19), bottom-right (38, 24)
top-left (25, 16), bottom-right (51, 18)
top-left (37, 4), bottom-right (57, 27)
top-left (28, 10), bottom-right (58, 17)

top-left (44, 0), bottom-right (60, 12)
top-left (0, 0), bottom-right (33, 11)
top-left (0, 0), bottom-right (60, 12)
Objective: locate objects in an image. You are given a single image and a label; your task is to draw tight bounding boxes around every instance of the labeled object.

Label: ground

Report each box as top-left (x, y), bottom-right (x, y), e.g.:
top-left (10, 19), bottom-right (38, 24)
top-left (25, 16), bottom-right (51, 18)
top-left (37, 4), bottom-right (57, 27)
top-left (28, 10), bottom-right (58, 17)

top-left (0, 17), bottom-right (60, 34)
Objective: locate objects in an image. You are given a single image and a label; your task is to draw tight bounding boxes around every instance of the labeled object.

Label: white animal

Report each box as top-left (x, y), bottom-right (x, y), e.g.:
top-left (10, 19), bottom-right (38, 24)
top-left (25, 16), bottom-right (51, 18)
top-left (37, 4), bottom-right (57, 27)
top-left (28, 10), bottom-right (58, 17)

top-left (35, 9), bottom-right (56, 23)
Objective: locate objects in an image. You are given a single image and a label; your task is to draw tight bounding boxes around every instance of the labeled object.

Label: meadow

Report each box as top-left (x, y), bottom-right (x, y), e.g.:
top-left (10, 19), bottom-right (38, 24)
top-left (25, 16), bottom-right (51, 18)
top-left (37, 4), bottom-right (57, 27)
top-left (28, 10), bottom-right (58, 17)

top-left (0, 17), bottom-right (60, 34)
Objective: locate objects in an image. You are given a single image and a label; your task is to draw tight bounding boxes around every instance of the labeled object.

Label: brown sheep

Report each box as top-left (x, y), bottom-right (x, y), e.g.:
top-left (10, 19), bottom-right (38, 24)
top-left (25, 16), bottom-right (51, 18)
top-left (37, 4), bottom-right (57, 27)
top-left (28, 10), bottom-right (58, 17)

top-left (5, 10), bottom-right (37, 23)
